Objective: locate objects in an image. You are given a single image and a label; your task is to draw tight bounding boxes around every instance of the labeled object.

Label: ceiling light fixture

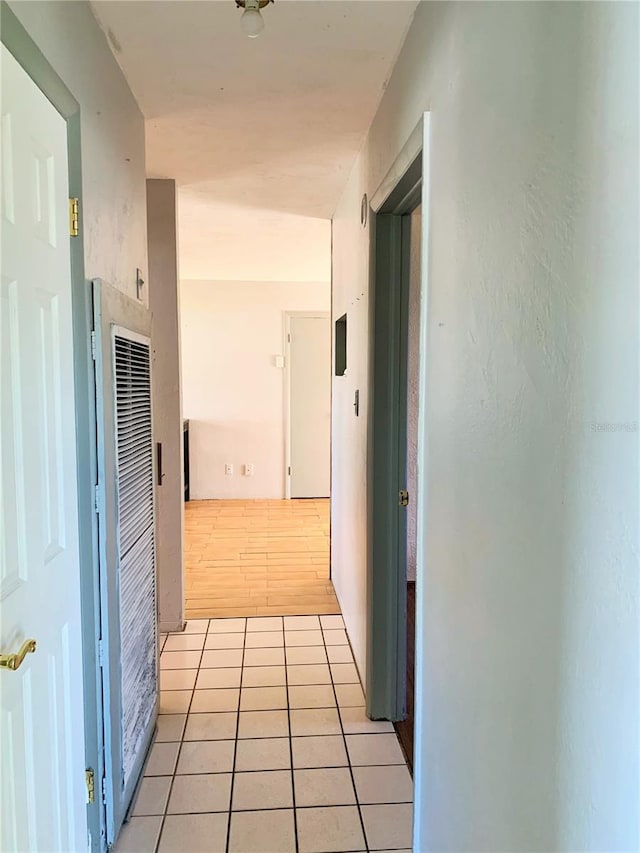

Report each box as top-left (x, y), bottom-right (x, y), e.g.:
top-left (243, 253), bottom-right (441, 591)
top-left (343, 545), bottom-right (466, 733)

top-left (236, 0), bottom-right (273, 39)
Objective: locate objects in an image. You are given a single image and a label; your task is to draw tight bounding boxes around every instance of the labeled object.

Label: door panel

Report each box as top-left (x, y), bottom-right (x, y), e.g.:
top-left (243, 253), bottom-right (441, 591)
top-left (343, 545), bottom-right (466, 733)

top-left (289, 314), bottom-right (331, 498)
top-left (93, 280), bottom-right (157, 845)
top-left (0, 44), bottom-right (86, 851)
top-left (367, 213), bottom-right (409, 720)
top-left (113, 331), bottom-right (156, 784)
top-left (394, 203), bottom-right (422, 768)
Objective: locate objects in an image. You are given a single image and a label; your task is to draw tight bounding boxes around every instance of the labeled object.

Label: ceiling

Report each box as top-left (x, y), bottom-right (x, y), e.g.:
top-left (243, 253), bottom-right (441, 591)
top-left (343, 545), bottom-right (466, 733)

top-left (91, 0), bottom-right (418, 280)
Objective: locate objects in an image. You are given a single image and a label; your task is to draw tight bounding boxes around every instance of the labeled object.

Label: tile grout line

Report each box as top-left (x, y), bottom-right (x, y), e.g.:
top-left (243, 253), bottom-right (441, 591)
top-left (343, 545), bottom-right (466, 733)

top-left (150, 731), bottom-right (388, 743)
top-left (145, 763), bottom-right (407, 778)
top-left (142, 803), bottom-right (408, 815)
top-left (146, 615), bottom-right (410, 852)
top-left (225, 617), bottom-right (248, 853)
top-left (154, 619), bottom-right (209, 853)
top-left (283, 619), bottom-right (300, 853)
top-left (324, 623), bottom-right (370, 853)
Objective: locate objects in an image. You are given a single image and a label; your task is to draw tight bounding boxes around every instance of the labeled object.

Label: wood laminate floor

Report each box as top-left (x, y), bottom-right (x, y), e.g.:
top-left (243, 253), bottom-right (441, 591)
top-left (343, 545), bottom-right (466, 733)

top-left (184, 499), bottom-right (340, 619)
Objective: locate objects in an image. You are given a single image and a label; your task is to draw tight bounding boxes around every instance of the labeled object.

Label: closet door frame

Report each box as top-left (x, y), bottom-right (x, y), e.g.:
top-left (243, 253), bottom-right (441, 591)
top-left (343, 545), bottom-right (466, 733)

top-left (92, 278), bottom-right (157, 846)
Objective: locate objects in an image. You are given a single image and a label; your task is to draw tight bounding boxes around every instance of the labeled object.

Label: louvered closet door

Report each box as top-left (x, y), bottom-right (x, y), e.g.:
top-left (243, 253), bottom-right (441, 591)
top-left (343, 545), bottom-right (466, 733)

top-left (92, 281), bottom-right (157, 846)
top-left (113, 330), bottom-right (156, 783)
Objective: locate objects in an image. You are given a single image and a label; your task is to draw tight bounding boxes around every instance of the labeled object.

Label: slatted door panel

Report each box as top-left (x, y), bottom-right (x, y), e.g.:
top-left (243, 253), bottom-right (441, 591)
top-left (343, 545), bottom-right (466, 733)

top-left (113, 331), bottom-right (156, 785)
top-left (92, 280), bottom-right (157, 846)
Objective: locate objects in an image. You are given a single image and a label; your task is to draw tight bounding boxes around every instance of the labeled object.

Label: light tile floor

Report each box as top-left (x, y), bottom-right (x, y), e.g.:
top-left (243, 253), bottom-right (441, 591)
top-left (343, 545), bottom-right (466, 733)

top-left (116, 615), bottom-right (413, 853)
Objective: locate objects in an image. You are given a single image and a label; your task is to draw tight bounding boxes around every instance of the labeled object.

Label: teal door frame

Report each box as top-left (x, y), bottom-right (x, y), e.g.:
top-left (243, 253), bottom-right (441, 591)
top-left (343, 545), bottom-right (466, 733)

top-left (366, 152), bottom-right (422, 720)
top-left (1, 5), bottom-right (106, 849)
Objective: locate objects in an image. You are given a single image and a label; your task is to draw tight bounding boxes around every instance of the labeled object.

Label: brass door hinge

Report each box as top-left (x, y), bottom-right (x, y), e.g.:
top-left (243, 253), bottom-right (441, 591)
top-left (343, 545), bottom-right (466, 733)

top-left (398, 490), bottom-right (409, 507)
top-left (69, 197), bottom-right (79, 237)
top-left (85, 768), bottom-right (95, 804)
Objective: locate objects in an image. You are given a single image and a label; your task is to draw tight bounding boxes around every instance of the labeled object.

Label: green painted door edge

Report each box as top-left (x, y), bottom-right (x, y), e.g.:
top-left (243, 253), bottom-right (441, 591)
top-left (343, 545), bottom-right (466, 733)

top-left (0, 3), bottom-right (78, 117)
top-left (1, 5), bottom-right (105, 850)
top-left (367, 213), bottom-right (407, 720)
top-left (366, 155), bottom-right (422, 722)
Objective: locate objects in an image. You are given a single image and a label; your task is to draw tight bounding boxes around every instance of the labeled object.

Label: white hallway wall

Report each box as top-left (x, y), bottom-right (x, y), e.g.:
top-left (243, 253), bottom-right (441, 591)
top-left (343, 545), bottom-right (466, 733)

top-left (332, 2), bottom-right (638, 851)
top-left (181, 280), bottom-right (330, 500)
top-left (147, 180), bottom-right (184, 632)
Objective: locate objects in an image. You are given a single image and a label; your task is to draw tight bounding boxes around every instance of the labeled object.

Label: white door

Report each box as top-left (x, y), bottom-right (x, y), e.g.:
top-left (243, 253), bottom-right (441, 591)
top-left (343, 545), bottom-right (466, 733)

top-left (288, 314), bottom-right (331, 498)
top-left (0, 45), bottom-right (87, 852)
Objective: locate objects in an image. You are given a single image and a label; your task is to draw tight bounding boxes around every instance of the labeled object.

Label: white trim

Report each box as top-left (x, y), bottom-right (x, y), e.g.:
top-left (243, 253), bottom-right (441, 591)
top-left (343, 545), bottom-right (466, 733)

top-left (413, 111), bottom-right (431, 853)
top-left (159, 620), bottom-right (184, 634)
top-left (111, 324), bottom-right (151, 348)
top-left (284, 313), bottom-right (292, 499)
top-left (370, 117), bottom-right (424, 213)
top-left (283, 310), bottom-right (331, 500)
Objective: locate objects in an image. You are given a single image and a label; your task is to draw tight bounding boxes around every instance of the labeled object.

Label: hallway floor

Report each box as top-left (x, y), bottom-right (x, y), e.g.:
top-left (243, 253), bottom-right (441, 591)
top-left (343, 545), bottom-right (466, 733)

top-left (116, 615), bottom-right (413, 853)
top-left (184, 499), bottom-right (339, 619)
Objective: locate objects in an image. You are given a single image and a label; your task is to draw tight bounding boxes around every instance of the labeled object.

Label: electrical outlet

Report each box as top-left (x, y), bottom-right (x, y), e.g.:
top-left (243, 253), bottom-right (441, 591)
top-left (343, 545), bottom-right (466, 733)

top-left (225, 463), bottom-right (234, 475)
top-left (244, 464), bottom-right (255, 477)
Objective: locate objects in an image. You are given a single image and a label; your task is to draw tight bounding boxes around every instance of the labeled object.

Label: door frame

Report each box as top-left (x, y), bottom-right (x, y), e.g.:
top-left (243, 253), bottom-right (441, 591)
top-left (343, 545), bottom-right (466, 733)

top-left (1, 5), bottom-right (105, 850)
top-left (283, 310), bottom-right (331, 500)
top-left (366, 118), bottom-right (427, 722)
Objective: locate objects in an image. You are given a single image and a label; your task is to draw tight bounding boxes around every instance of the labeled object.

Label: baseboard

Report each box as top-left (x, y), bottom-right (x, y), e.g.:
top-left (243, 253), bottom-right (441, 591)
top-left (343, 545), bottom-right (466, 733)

top-left (159, 620), bottom-right (184, 634)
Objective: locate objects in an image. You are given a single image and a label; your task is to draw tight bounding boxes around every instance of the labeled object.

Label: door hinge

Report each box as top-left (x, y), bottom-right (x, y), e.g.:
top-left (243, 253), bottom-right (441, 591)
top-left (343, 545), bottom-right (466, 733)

top-left (94, 484), bottom-right (101, 514)
top-left (398, 490), bottom-right (409, 507)
top-left (69, 197), bottom-right (79, 237)
top-left (90, 330), bottom-right (97, 361)
top-left (287, 333), bottom-right (291, 343)
top-left (85, 768), bottom-right (95, 804)
top-left (288, 466), bottom-right (291, 476)
top-left (101, 775), bottom-right (108, 805)
top-left (97, 639), bottom-right (104, 668)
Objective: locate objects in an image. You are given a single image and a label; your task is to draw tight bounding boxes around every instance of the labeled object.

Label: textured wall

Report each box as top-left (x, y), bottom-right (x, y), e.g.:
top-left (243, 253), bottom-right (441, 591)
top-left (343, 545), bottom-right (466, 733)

top-left (147, 180), bottom-right (184, 632)
top-left (332, 153), bottom-right (371, 675)
top-left (332, 2), bottom-right (639, 850)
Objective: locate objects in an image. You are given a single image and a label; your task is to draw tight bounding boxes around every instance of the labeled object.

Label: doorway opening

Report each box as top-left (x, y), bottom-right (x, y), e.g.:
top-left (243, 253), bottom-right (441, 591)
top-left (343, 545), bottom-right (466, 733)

top-left (180, 290), bottom-right (337, 621)
top-left (366, 147), bottom-right (423, 773)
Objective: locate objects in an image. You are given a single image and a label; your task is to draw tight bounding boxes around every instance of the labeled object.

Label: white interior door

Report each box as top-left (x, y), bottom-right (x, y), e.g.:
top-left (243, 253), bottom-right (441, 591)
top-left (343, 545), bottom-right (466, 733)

top-left (0, 45), bottom-right (87, 851)
top-left (288, 314), bottom-right (331, 498)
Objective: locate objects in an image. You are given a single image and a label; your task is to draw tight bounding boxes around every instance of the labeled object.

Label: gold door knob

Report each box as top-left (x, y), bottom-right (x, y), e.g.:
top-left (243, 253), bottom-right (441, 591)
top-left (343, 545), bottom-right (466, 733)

top-left (0, 639), bottom-right (37, 671)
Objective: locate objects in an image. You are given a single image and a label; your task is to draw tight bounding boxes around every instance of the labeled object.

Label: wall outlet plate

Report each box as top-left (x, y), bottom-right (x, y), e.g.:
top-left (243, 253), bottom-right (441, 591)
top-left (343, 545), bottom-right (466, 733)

top-left (244, 464), bottom-right (255, 477)
top-left (225, 463), bottom-right (234, 475)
